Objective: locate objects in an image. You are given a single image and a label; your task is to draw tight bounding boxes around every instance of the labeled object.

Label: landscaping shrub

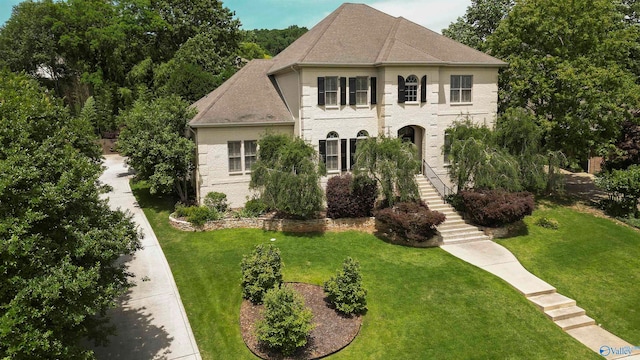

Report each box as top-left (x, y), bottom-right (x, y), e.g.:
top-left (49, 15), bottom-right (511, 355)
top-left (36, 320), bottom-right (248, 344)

top-left (244, 198), bottom-right (269, 216)
top-left (535, 217), bottom-right (559, 230)
top-left (326, 174), bottom-right (377, 219)
top-left (324, 257), bottom-right (367, 315)
top-left (204, 191), bottom-right (229, 213)
top-left (241, 244), bottom-right (283, 304)
top-left (255, 285), bottom-right (314, 356)
top-left (459, 190), bottom-right (534, 227)
top-left (374, 201), bottom-right (446, 242)
top-left (174, 203), bottom-right (221, 226)
top-left (186, 206), bottom-right (220, 227)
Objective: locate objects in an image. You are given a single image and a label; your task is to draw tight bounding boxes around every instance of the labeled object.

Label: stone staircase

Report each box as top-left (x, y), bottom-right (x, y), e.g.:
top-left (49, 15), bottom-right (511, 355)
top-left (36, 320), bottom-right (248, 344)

top-left (416, 176), bottom-right (489, 245)
top-left (418, 175), bottom-right (597, 332)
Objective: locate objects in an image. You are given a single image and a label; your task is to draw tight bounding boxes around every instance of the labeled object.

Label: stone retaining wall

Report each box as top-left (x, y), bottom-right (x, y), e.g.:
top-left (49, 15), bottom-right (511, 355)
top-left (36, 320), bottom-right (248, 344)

top-left (169, 214), bottom-right (377, 234)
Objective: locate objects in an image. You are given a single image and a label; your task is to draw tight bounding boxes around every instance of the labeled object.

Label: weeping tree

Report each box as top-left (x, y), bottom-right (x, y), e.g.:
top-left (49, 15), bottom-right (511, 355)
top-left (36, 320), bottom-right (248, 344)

top-left (250, 134), bottom-right (324, 219)
top-left (495, 108), bottom-right (566, 193)
top-left (352, 135), bottom-right (420, 207)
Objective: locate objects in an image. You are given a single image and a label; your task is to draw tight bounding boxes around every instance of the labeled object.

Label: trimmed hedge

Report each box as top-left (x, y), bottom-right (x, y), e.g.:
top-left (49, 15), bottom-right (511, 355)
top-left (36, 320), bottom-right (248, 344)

top-left (374, 201), bottom-right (446, 242)
top-left (326, 174), bottom-right (377, 219)
top-left (459, 190), bottom-right (534, 227)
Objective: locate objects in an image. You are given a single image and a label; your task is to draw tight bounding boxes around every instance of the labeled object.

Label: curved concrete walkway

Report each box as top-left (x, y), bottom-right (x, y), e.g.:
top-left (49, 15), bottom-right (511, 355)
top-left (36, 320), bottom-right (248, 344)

top-left (92, 155), bottom-right (200, 360)
top-left (442, 240), bottom-right (640, 359)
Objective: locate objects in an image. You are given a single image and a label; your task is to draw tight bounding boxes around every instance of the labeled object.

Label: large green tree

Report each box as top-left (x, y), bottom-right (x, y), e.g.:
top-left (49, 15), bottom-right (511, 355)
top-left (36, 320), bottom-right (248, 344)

top-left (117, 95), bottom-right (196, 203)
top-left (442, 0), bottom-right (514, 51)
top-left (0, 71), bottom-right (140, 358)
top-left (352, 135), bottom-right (420, 207)
top-left (250, 134), bottom-right (324, 219)
top-left (487, 0), bottom-right (640, 164)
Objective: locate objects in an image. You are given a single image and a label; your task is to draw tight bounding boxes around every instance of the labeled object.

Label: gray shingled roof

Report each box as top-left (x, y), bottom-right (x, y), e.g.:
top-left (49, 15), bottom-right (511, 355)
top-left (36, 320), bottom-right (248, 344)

top-left (268, 3), bottom-right (506, 74)
top-left (190, 59), bottom-right (293, 127)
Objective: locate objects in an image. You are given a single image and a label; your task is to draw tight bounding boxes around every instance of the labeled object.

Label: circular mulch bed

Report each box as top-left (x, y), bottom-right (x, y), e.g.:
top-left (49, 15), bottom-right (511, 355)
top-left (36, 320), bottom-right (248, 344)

top-left (239, 283), bottom-right (363, 359)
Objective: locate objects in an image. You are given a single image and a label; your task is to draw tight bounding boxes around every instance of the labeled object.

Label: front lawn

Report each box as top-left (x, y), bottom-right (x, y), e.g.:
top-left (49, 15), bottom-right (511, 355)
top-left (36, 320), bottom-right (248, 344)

top-left (498, 202), bottom-right (640, 345)
top-left (132, 183), bottom-right (597, 359)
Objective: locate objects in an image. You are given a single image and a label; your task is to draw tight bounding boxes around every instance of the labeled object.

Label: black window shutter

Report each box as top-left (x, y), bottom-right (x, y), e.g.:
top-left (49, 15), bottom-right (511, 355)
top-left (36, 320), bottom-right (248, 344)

top-left (319, 140), bottom-right (326, 164)
top-left (421, 75), bottom-right (427, 103)
top-left (349, 77), bottom-right (356, 105)
top-left (340, 139), bottom-right (347, 171)
top-left (350, 138), bottom-right (357, 169)
top-left (398, 75), bottom-right (405, 104)
top-left (340, 77), bottom-right (346, 105)
top-left (370, 77), bottom-right (377, 104)
top-left (318, 77), bottom-right (325, 105)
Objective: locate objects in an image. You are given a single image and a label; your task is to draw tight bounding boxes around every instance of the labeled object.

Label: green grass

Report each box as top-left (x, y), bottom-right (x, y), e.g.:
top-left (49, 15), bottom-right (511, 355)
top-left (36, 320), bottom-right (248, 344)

top-left (497, 202), bottom-right (640, 345)
top-left (131, 182), bottom-right (597, 359)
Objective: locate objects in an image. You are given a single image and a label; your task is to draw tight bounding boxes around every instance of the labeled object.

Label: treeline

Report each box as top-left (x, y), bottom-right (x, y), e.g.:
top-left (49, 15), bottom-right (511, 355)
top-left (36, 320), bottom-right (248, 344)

top-left (0, 0), bottom-right (306, 136)
top-left (443, 0), bottom-right (640, 169)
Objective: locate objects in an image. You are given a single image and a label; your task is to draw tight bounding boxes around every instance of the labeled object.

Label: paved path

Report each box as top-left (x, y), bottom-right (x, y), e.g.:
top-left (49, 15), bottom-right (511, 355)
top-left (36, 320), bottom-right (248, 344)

top-left (92, 155), bottom-right (200, 360)
top-left (441, 240), bottom-right (640, 359)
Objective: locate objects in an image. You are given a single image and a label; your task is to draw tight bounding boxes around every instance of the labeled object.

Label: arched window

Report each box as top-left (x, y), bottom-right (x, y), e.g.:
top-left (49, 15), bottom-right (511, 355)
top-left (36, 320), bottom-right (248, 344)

top-left (326, 132), bottom-right (340, 171)
top-left (357, 130), bottom-right (369, 138)
top-left (405, 75), bottom-right (418, 102)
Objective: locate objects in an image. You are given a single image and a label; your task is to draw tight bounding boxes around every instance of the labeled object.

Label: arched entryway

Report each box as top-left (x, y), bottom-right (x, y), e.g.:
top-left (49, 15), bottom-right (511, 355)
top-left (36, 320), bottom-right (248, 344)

top-left (398, 125), bottom-right (424, 169)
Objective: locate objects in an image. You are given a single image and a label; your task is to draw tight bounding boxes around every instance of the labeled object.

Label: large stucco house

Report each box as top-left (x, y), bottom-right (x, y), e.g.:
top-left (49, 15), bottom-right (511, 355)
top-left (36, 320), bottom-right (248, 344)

top-left (189, 3), bottom-right (506, 206)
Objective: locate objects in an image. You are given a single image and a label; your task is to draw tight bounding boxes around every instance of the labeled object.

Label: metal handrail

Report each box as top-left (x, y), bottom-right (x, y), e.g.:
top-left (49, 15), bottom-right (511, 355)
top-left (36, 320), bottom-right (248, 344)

top-left (422, 160), bottom-right (452, 198)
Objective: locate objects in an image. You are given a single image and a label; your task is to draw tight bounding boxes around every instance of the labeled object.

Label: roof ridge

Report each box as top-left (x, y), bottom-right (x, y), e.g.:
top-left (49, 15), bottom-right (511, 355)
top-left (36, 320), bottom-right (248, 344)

top-left (299, 3), bottom-right (347, 63)
top-left (377, 15), bottom-right (401, 63)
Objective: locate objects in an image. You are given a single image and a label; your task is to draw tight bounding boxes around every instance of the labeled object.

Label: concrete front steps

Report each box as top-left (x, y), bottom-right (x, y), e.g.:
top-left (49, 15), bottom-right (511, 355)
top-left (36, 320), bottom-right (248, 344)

top-left (416, 176), bottom-right (489, 245)
top-left (417, 175), bottom-right (598, 335)
top-left (529, 293), bottom-right (595, 331)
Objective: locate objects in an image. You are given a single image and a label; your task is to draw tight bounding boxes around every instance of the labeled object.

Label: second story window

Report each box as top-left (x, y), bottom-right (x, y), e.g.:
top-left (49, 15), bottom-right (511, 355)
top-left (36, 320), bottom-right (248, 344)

top-left (356, 77), bottom-right (368, 105)
top-left (325, 76), bottom-right (338, 106)
top-left (405, 75), bottom-right (418, 102)
top-left (451, 75), bottom-right (473, 103)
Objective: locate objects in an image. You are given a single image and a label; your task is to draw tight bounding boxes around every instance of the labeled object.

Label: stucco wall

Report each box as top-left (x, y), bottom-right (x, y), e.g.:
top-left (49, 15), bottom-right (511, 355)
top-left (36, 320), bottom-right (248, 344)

top-left (194, 124), bottom-right (293, 207)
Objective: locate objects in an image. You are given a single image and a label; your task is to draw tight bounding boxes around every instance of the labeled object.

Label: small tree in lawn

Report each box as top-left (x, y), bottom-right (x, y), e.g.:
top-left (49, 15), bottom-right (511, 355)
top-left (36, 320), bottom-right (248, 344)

top-left (255, 285), bottom-right (314, 356)
top-left (324, 257), bottom-right (367, 315)
top-left (241, 244), bottom-right (283, 304)
top-left (353, 135), bottom-right (420, 207)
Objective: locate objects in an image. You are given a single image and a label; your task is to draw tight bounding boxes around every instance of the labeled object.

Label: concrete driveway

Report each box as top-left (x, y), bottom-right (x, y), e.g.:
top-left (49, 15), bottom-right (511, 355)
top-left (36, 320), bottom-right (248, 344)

top-left (91, 155), bottom-right (200, 360)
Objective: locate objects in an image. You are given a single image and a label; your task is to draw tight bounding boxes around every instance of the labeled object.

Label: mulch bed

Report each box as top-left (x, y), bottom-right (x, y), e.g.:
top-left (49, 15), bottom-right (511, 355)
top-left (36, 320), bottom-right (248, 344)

top-left (239, 283), bottom-right (363, 359)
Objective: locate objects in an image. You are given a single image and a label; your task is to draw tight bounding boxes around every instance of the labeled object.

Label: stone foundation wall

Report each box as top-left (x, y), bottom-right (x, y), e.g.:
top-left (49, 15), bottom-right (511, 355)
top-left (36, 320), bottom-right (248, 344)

top-left (169, 214), bottom-right (377, 234)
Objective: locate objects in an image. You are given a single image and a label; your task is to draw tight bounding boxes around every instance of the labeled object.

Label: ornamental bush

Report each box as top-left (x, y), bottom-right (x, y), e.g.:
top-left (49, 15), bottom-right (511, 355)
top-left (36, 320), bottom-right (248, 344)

top-left (324, 257), bottom-right (367, 315)
top-left (241, 244), bottom-right (283, 304)
top-left (255, 285), bottom-right (314, 356)
top-left (326, 174), bottom-right (377, 219)
top-left (204, 191), bottom-right (229, 213)
top-left (244, 198), bottom-right (269, 216)
top-left (374, 201), bottom-right (446, 242)
top-left (459, 190), bottom-right (535, 227)
top-left (174, 203), bottom-right (221, 226)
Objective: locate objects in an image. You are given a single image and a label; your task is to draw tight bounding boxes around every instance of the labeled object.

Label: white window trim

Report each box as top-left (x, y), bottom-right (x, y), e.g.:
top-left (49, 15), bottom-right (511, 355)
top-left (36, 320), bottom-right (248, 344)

top-left (405, 75), bottom-right (419, 103)
top-left (325, 76), bottom-right (339, 108)
top-left (326, 132), bottom-right (340, 173)
top-left (228, 140), bottom-right (258, 174)
top-left (450, 75), bottom-right (473, 104)
top-left (356, 76), bottom-right (368, 107)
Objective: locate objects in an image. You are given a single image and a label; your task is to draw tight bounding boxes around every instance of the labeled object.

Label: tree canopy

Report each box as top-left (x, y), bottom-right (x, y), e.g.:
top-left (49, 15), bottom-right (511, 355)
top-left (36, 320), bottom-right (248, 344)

top-left (442, 0), bottom-right (514, 51)
top-left (117, 95), bottom-right (196, 203)
top-left (250, 133), bottom-right (324, 219)
top-left (486, 0), bottom-right (640, 165)
top-left (0, 70), bottom-right (140, 358)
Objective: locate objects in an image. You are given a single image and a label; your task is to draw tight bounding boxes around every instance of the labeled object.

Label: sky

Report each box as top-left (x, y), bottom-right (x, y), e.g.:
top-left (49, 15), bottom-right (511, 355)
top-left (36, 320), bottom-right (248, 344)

top-left (1, 0), bottom-right (471, 33)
